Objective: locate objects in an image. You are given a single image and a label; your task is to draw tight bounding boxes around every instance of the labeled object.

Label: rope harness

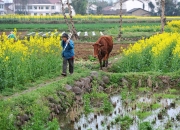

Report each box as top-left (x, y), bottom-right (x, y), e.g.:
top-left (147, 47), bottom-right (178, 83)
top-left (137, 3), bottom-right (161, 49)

top-left (98, 47), bottom-right (102, 57)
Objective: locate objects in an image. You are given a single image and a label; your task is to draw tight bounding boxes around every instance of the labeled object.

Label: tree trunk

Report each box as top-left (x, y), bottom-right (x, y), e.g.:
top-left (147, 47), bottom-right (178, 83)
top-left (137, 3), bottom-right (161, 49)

top-left (161, 0), bottom-right (165, 33)
top-left (118, 0), bottom-right (123, 42)
top-left (60, 0), bottom-right (72, 34)
top-left (67, 0), bottom-right (78, 40)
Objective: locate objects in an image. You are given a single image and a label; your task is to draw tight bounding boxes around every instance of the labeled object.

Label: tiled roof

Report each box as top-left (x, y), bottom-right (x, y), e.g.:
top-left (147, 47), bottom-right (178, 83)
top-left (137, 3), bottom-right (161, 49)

top-left (127, 8), bottom-right (149, 13)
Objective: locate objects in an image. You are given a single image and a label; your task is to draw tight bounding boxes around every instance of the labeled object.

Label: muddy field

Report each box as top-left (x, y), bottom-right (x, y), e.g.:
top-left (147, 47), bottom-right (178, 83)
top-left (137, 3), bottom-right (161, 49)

top-left (75, 43), bottom-right (129, 60)
top-left (57, 73), bottom-right (180, 130)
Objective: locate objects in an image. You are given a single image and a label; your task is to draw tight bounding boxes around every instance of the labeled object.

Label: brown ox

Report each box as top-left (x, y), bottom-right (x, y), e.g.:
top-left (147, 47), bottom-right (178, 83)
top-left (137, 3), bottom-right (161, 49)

top-left (92, 36), bottom-right (113, 69)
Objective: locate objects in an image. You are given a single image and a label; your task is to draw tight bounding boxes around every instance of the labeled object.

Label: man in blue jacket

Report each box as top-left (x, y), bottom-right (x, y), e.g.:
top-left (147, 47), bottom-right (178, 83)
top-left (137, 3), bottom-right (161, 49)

top-left (61, 33), bottom-right (75, 76)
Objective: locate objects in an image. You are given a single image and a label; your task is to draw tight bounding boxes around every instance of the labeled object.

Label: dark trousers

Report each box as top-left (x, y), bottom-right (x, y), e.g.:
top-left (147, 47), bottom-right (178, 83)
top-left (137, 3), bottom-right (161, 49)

top-left (62, 57), bottom-right (74, 74)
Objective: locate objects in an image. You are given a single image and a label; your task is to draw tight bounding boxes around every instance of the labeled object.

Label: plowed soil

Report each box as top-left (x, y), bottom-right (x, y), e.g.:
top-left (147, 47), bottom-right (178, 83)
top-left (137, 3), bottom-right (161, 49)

top-left (75, 43), bottom-right (130, 60)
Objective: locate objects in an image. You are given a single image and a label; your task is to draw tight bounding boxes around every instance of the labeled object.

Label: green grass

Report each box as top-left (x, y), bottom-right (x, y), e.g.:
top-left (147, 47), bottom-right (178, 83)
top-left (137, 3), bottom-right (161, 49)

top-left (138, 87), bottom-right (151, 92)
top-left (0, 59), bottom-right (98, 96)
top-left (154, 93), bottom-right (177, 99)
top-left (137, 111), bottom-right (152, 120)
top-left (0, 22), bottom-right (160, 32)
top-left (122, 32), bottom-right (155, 38)
top-left (0, 23), bottom-right (117, 31)
top-left (151, 103), bottom-right (161, 110)
top-left (106, 24), bottom-right (161, 34)
top-left (0, 71), bottom-right (60, 96)
top-left (139, 122), bottom-right (152, 130)
top-left (0, 69), bottom-right (91, 130)
top-left (169, 89), bottom-right (177, 93)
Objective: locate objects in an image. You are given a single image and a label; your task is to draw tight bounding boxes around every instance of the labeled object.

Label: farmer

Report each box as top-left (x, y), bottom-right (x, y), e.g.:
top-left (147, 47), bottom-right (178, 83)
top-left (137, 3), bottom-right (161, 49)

top-left (61, 33), bottom-right (75, 76)
top-left (8, 31), bottom-right (17, 41)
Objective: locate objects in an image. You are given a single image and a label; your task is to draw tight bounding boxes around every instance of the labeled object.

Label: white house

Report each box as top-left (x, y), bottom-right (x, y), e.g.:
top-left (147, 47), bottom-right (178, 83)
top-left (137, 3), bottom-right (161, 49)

top-left (102, 1), bottom-right (127, 15)
top-left (109, 0), bottom-right (151, 11)
top-left (13, 0), bottom-right (75, 16)
top-left (4, 3), bottom-right (14, 14)
top-left (0, 0), bottom-right (5, 15)
top-left (124, 0), bottom-right (150, 11)
top-left (86, 4), bottom-right (97, 14)
top-left (110, 1), bottom-right (126, 10)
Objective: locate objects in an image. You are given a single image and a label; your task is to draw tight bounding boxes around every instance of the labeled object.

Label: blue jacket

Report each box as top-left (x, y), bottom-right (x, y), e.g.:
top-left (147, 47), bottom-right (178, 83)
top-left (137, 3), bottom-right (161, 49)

top-left (61, 40), bottom-right (75, 59)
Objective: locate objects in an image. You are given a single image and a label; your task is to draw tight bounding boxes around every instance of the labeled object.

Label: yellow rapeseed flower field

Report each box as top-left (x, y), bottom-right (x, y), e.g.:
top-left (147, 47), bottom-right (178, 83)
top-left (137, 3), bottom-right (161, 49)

top-left (166, 20), bottom-right (180, 32)
top-left (1, 14), bottom-right (180, 21)
top-left (112, 20), bottom-right (180, 72)
top-left (0, 29), bottom-right (62, 89)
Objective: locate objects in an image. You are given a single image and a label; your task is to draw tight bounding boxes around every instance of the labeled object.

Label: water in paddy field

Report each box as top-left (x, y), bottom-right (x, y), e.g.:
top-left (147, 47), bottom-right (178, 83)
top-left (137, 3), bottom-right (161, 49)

top-left (60, 94), bottom-right (180, 130)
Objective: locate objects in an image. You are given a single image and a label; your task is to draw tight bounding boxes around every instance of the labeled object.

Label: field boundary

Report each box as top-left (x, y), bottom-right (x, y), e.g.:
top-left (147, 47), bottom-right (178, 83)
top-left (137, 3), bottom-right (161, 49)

top-left (1, 76), bottom-right (63, 101)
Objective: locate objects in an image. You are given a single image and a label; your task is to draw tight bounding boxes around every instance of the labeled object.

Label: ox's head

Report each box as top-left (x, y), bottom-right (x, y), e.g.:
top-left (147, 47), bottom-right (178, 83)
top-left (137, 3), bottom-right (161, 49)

top-left (92, 43), bottom-right (104, 58)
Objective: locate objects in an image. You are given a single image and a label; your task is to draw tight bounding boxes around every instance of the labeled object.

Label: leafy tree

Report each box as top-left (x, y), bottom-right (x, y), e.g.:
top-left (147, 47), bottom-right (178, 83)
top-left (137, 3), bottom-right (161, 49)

top-left (109, 0), bottom-right (113, 6)
top-left (174, 2), bottom-right (180, 15)
top-left (97, 6), bottom-right (102, 14)
top-left (96, 1), bottom-right (109, 8)
top-left (148, 2), bottom-right (155, 15)
top-left (72, 0), bottom-right (88, 15)
top-left (156, 0), bottom-right (180, 16)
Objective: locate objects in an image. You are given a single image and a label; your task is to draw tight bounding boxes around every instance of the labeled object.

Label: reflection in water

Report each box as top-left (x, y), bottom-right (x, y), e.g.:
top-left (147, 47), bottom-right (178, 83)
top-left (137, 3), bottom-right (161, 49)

top-left (60, 95), bottom-right (180, 130)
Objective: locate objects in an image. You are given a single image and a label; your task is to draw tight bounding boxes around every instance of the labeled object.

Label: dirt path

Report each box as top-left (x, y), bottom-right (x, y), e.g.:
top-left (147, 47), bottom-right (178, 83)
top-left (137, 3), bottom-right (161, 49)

top-left (1, 43), bottom-right (129, 100)
top-left (2, 76), bottom-right (63, 100)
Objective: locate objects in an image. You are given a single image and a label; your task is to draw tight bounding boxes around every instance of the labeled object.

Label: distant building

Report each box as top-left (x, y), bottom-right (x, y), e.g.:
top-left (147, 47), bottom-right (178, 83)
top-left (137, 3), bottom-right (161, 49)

top-left (0, 0), bottom-right (5, 15)
top-left (111, 1), bottom-right (126, 11)
top-left (4, 2), bottom-right (14, 14)
top-left (102, 0), bottom-right (151, 16)
top-left (102, 8), bottom-right (126, 15)
top-left (123, 0), bottom-right (150, 12)
top-left (126, 8), bottom-right (151, 16)
top-left (87, 4), bottom-right (97, 14)
top-left (13, 0), bottom-right (75, 16)
top-left (102, 1), bottom-right (126, 15)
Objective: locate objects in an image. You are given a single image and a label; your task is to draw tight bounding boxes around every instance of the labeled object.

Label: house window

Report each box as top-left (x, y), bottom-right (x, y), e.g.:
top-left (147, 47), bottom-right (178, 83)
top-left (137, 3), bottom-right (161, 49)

top-left (15, 5), bottom-right (21, 9)
top-left (51, 6), bottom-right (55, 9)
top-left (0, 4), bottom-right (4, 9)
top-left (28, 6), bottom-right (32, 10)
top-left (46, 6), bottom-right (49, 10)
top-left (46, 13), bottom-right (49, 15)
top-left (41, 6), bottom-right (44, 9)
top-left (34, 6), bottom-right (37, 10)
top-left (34, 13), bottom-right (37, 15)
top-left (22, 5), bottom-right (26, 9)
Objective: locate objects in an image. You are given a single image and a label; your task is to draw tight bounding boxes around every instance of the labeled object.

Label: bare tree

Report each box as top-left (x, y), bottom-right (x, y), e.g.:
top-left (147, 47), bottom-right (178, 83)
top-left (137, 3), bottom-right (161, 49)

top-left (160, 0), bottom-right (165, 33)
top-left (60, 0), bottom-right (72, 34)
top-left (67, 0), bottom-right (78, 40)
top-left (118, 0), bottom-right (123, 42)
